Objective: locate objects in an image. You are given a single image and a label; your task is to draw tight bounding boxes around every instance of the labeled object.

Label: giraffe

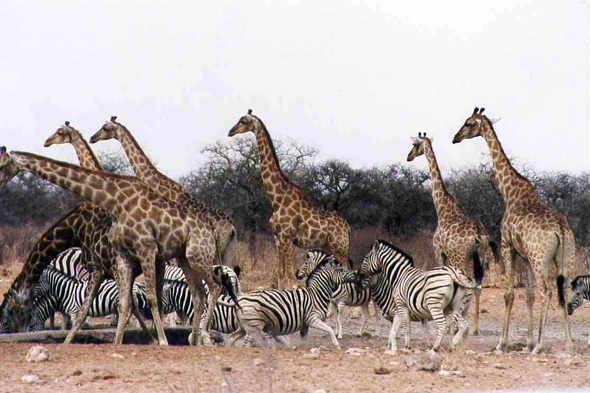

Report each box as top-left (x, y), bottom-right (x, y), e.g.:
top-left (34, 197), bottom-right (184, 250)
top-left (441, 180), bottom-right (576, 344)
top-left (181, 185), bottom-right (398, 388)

top-left (407, 132), bottom-right (498, 335)
top-left (228, 110), bottom-right (351, 284)
top-left (0, 147), bottom-right (224, 346)
top-left (43, 120), bottom-right (150, 341)
top-left (89, 116), bottom-right (236, 265)
top-left (452, 107), bottom-right (576, 353)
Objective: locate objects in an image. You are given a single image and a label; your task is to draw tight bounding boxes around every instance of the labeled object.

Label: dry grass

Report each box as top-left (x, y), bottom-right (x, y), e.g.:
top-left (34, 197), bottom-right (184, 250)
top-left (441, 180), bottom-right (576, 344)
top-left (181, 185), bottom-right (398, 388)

top-left (0, 223), bottom-right (50, 267)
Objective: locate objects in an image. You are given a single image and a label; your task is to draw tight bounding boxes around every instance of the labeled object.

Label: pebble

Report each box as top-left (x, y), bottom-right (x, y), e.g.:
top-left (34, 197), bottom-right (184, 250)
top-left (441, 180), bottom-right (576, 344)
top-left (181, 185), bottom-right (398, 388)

top-left (384, 349), bottom-right (398, 356)
top-left (313, 389), bottom-right (327, 393)
top-left (564, 357), bottom-right (581, 367)
top-left (493, 363), bottom-right (505, 369)
top-left (531, 357), bottom-right (548, 363)
top-left (21, 375), bottom-right (40, 384)
top-left (26, 346), bottom-right (50, 363)
top-left (253, 358), bottom-right (264, 366)
top-left (345, 348), bottom-right (363, 356)
top-left (465, 350), bottom-right (476, 355)
top-left (110, 353), bottom-right (124, 360)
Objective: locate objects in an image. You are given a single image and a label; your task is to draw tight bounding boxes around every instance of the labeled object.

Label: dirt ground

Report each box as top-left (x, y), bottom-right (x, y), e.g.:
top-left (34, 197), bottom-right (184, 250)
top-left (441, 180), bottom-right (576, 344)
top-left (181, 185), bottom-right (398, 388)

top-left (1, 268), bottom-right (589, 393)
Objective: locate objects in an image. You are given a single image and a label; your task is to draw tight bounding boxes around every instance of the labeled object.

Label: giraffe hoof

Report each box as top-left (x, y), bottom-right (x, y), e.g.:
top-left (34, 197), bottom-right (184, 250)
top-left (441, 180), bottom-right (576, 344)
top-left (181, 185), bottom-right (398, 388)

top-left (473, 330), bottom-right (480, 337)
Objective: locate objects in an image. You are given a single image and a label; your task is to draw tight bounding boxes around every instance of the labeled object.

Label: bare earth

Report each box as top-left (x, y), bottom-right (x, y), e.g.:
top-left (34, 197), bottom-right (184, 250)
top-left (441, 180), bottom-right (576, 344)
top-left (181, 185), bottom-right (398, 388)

top-left (1, 269), bottom-right (589, 393)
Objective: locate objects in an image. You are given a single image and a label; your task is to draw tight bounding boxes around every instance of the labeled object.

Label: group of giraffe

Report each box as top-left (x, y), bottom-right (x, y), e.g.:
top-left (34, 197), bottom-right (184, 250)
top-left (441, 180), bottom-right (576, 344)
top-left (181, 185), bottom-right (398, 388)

top-left (0, 107), bottom-right (579, 354)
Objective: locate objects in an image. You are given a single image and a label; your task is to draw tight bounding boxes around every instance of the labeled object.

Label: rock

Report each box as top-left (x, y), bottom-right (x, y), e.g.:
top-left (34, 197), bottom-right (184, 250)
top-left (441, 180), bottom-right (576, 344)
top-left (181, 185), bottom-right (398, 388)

top-left (345, 348), bottom-right (363, 356)
top-left (564, 357), bottom-right (581, 367)
top-left (21, 375), bottom-right (40, 383)
top-left (374, 366), bottom-right (392, 375)
top-left (439, 370), bottom-right (452, 377)
top-left (313, 390), bottom-right (327, 393)
top-left (384, 349), bottom-right (398, 356)
top-left (253, 358), bottom-right (264, 366)
top-left (221, 366), bottom-right (232, 372)
top-left (531, 357), bottom-right (548, 363)
top-left (419, 350), bottom-right (441, 372)
top-left (110, 353), bottom-right (124, 360)
top-left (493, 363), bottom-right (505, 369)
top-left (465, 350), bottom-right (476, 355)
top-left (26, 346), bottom-right (50, 363)
top-left (405, 355), bottom-right (421, 369)
top-left (71, 370), bottom-right (83, 376)
top-left (310, 347), bottom-right (321, 355)
top-left (303, 353), bottom-right (319, 359)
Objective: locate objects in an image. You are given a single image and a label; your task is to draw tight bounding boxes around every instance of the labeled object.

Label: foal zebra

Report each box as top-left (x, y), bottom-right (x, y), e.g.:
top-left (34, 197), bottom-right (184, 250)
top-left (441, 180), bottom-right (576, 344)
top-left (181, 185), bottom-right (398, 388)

top-left (29, 266), bottom-right (149, 332)
top-left (558, 274), bottom-right (590, 346)
top-left (355, 240), bottom-right (482, 352)
top-left (295, 253), bottom-right (373, 338)
top-left (221, 250), bottom-right (355, 348)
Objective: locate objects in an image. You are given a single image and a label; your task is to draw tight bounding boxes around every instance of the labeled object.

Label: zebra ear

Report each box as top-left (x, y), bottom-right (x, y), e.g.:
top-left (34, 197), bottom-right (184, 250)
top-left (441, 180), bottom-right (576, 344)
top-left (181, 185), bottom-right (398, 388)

top-left (570, 279), bottom-right (577, 290)
top-left (233, 265), bottom-right (241, 278)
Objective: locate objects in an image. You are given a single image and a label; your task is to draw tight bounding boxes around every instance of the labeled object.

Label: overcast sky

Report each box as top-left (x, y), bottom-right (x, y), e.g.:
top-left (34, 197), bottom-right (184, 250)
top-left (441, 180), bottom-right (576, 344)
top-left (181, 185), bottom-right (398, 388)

top-left (1, 1), bottom-right (588, 181)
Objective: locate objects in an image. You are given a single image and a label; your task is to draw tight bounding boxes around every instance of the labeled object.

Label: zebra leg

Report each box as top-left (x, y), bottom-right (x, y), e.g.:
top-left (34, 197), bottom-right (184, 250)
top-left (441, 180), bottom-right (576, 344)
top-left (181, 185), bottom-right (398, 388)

top-left (356, 303), bottom-right (370, 338)
top-left (307, 315), bottom-right (340, 348)
top-left (64, 269), bottom-right (104, 344)
top-left (388, 313), bottom-right (403, 352)
top-left (336, 301), bottom-right (345, 339)
top-left (49, 312), bottom-right (56, 330)
top-left (167, 313), bottom-right (177, 328)
top-left (274, 335), bottom-right (291, 347)
top-left (428, 304), bottom-right (447, 352)
top-left (61, 313), bottom-right (72, 330)
top-left (227, 326), bottom-right (246, 347)
top-left (402, 309), bottom-right (411, 350)
top-left (450, 311), bottom-right (470, 351)
top-left (421, 319), bottom-right (430, 342)
top-left (326, 300), bottom-right (336, 318)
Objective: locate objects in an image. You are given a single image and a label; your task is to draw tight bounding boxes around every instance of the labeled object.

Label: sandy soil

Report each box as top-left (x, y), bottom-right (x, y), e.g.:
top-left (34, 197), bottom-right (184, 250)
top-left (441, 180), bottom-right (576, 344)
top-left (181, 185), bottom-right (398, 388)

top-left (1, 267), bottom-right (589, 393)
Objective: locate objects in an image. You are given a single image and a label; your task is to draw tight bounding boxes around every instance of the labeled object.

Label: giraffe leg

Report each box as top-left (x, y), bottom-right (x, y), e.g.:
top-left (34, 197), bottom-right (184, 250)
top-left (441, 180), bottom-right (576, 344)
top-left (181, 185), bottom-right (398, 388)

top-left (524, 262), bottom-right (536, 352)
top-left (496, 242), bottom-right (516, 353)
top-left (276, 237), bottom-right (294, 288)
top-left (114, 256), bottom-right (136, 344)
top-left (473, 287), bottom-right (481, 336)
top-left (64, 269), bottom-right (104, 344)
top-left (177, 257), bottom-right (206, 346)
top-left (141, 249), bottom-right (168, 346)
top-left (532, 278), bottom-right (552, 355)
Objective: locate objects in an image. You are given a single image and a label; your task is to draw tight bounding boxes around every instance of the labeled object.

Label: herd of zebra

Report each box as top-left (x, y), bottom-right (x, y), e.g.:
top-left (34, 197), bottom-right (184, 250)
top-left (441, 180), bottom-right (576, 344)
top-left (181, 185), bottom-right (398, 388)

top-left (7, 239), bottom-right (590, 350)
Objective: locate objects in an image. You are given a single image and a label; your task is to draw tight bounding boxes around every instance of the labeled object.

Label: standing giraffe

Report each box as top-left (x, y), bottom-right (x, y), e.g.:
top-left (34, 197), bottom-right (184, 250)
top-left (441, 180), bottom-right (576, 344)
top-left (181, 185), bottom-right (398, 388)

top-left (407, 132), bottom-right (497, 335)
top-left (89, 116), bottom-right (236, 266)
top-left (43, 121), bottom-right (147, 338)
top-left (453, 107), bottom-right (576, 353)
top-left (228, 110), bottom-right (351, 283)
top-left (0, 147), bottom-right (223, 346)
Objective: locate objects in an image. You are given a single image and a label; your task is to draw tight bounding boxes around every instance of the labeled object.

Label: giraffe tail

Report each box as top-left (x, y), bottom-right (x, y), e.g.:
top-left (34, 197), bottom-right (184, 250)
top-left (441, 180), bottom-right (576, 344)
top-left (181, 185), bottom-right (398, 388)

top-left (557, 275), bottom-right (566, 308)
top-left (472, 250), bottom-right (484, 288)
top-left (488, 240), bottom-right (499, 265)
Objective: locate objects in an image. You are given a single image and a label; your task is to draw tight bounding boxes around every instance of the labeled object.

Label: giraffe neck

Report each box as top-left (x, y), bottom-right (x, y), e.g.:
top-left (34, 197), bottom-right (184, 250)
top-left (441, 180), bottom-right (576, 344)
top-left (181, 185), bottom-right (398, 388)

top-left (480, 118), bottom-right (538, 207)
top-left (252, 117), bottom-right (303, 206)
top-left (115, 123), bottom-right (189, 203)
top-left (11, 152), bottom-right (129, 215)
top-left (422, 140), bottom-right (454, 215)
top-left (70, 130), bottom-right (102, 171)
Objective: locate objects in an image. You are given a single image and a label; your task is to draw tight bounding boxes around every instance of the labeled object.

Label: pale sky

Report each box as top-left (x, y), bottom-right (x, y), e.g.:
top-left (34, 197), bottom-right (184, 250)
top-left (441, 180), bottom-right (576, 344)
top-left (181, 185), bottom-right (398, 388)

top-left (1, 1), bottom-right (588, 180)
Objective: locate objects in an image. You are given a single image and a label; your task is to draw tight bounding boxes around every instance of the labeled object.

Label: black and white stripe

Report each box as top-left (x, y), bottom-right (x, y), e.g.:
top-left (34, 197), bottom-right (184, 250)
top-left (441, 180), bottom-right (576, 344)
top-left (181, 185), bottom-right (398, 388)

top-left (356, 240), bottom-right (481, 352)
top-left (28, 266), bottom-right (148, 332)
top-left (295, 251), bottom-right (373, 339)
top-left (222, 250), bottom-right (355, 348)
top-left (49, 248), bottom-right (89, 281)
top-left (559, 274), bottom-right (590, 346)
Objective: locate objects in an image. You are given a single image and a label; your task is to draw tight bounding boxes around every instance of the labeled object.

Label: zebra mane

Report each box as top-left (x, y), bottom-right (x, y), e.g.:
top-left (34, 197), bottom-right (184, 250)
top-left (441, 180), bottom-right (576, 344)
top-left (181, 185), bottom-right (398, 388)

top-left (305, 257), bottom-right (339, 287)
top-left (377, 240), bottom-right (414, 267)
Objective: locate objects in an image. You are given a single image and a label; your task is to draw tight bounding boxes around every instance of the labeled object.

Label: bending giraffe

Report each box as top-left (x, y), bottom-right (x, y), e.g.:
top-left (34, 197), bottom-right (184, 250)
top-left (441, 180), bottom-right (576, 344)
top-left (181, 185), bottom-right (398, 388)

top-left (0, 147), bottom-right (223, 346)
top-left (228, 110), bottom-right (351, 283)
top-left (407, 132), bottom-right (497, 335)
top-left (89, 116), bottom-right (237, 267)
top-left (453, 107), bottom-right (576, 353)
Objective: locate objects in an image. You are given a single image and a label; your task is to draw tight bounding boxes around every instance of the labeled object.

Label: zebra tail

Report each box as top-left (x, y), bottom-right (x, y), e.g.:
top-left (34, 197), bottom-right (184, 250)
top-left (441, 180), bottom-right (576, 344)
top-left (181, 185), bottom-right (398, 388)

top-left (557, 275), bottom-right (566, 308)
top-left (219, 269), bottom-right (241, 310)
top-left (472, 251), bottom-right (484, 288)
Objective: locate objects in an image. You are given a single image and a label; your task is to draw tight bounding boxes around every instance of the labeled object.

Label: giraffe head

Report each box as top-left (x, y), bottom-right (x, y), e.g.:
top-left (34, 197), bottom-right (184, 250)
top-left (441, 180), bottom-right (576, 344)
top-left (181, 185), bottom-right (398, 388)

top-left (44, 121), bottom-right (79, 147)
top-left (90, 116), bottom-right (121, 144)
top-left (0, 147), bottom-right (19, 185)
top-left (452, 107), bottom-right (488, 144)
top-left (406, 132), bottom-right (431, 161)
top-left (228, 109), bottom-right (258, 137)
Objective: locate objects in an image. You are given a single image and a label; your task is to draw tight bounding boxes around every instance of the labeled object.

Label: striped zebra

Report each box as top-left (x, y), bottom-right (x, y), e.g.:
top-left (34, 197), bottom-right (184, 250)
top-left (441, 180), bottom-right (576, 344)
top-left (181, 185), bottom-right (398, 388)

top-left (50, 248), bottom-right (89, 280)
top-left (220, 250), bottom-right (355, 348)
top-left (558, 274), bottom-right (590, 346)
top-left (295, 252), bottom-right (373, 339)
top-left (355, 240), bottom-right (482, 352)
top-left (28, 266), bottom-right (149, 332)
top-left (161, 265), bottom-right (242, 337)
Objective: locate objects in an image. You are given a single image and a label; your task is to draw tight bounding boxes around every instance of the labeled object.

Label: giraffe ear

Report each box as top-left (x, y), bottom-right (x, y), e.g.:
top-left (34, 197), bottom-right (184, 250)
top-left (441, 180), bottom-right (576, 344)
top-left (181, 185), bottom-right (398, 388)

top-left (65, 121), bottom-right (70, 126)
top-left (0, 146), bottom-right (6, 154)
top-left (247, 109), bottom-right (253, 115)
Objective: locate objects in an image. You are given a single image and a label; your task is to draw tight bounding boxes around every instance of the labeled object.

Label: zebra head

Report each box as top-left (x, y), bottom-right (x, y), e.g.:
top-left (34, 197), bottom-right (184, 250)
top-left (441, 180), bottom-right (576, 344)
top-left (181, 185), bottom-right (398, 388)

top-left (305, 257), bottom-right (355, 291)
top-left (296, 250), bottom-right (333, 280)
top-left (212, 265), bottom-right (242, 296)
top-left (0, 296), bottom-right (14, 334)
top-left (356, 240), bottom-right (388, 289)
top-left (567, 276), bottom-right (588, 316)
top-left (0, 287), bottom-right (31, 333)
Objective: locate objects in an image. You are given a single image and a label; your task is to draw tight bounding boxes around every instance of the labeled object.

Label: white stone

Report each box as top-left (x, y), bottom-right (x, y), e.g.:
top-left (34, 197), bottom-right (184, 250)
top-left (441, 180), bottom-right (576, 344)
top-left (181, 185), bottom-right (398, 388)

top-left (253, 358), bottom-right (264, 366)
top-left (439, 370), bottom-right (452, 377)
top-left (493, 363), bottom-right (505, 369)
top-left (465, 350), bottom-right (476, 355)
top-left (313, 390), bottom-right (327, 393)
top-left (26, 346), bottom-right (50, 363)
top-left (531, 357), bottom-right (548, 362)
top-left (110, 353), bottom-right (124, 359)
top-left (310, 347), bottom-right (321, 355)
top-left (21, 375), bottom-right (40, 383)
top-left (384, 349), bottom-right (398, 356)
top-left (303, 353), bottom-right (320, 359)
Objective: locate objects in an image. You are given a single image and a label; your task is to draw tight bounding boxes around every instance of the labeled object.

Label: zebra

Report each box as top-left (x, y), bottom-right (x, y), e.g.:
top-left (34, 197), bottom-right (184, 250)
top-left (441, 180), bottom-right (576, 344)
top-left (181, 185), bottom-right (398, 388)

top-left (558, 274), bottom-right (590, 346)
top-left (295, 252), bottom-right (373, 339)
top-left (354, 240), bottom-right (482, 352)
top-left (28, 266), bottom-right (149, 332)
top-left (50, 248), bottom-right (89, 280)
top-left (162, 264), bottom-right (242, 330)
top-left (220, 250), bottom-right (355, 348)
